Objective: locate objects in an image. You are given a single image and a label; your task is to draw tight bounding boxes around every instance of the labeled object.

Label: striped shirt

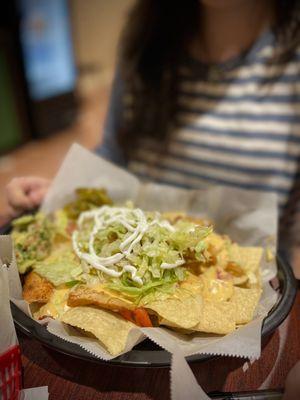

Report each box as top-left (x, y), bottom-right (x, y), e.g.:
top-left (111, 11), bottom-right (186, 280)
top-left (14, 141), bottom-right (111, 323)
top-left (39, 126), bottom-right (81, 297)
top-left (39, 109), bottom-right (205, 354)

top-left (98, 29), bottom-right (300, 253)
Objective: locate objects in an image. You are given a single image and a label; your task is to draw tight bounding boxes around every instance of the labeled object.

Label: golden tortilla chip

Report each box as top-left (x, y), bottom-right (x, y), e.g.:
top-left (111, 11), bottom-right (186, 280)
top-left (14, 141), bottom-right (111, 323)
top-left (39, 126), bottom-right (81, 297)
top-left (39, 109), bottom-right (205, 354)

top-left (229, 246), bottom-right (263, 272)
top-left (229, 287), bottom-right (262, 324)
top-left (162, 212), bottom-right (211, 226)
top-left (225, 262), bottom-right (248, 286)
top-left (23, 271), bottom-right (54, 303)
top-left (61, 306), bottom-right (135, 356)
top-left (194, 301), bottom-right (236, 334)
top-left (145, 290), bottom-right (202, 329)
top-left (216, 248), bottom-right (230, 269)
top-left (228, 245), bottom-right (263, 287)
top-left (162, 211), bottom-right (186, 223)
top-left (205, 233), bottom-right (228, 254)
top-left (67, 285), bottom-right (135, 312)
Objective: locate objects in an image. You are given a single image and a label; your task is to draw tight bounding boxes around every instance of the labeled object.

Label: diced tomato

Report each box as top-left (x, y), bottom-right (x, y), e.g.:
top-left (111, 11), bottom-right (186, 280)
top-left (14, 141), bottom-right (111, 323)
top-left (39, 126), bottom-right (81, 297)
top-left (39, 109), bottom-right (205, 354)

top-left (133, 308), bottom-right (153, 327)
top-left (119, 309), bottom-right (134, 323)
top-left (119, 307), bottom-right (153, 327)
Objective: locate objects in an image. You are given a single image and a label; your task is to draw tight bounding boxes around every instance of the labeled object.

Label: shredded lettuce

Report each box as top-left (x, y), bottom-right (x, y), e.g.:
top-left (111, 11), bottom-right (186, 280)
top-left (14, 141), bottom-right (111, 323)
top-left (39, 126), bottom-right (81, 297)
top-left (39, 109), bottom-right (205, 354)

top-left (75, 208), bottom-right (213, 300)
top-left (34, 260), bottom-right (82, 286)
top-left (65, 280), bottom-right (81, 288)
top-left (33, 246), bottom-right (83, 286)
top-left (13, 203), bottom-right (213, 302)
top-left (108, 274), bottom-right (179, 304)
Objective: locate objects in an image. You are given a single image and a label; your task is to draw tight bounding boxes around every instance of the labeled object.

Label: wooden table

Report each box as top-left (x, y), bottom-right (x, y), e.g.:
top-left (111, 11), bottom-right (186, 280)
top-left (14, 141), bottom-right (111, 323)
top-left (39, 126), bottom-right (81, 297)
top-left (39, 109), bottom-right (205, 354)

top-left (19, 289), bottom-right (300, 400)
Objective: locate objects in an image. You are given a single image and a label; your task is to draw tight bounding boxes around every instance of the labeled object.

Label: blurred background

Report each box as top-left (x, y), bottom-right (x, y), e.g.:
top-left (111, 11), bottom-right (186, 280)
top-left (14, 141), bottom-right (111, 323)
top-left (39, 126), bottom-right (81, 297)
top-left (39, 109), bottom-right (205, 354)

top-left (0, 0), bottom-right (134, 221)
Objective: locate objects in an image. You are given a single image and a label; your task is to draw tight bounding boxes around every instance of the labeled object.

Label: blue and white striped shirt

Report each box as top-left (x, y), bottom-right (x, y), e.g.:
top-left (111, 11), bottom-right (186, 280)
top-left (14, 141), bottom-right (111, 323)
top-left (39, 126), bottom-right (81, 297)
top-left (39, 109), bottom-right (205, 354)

top-left (98, 30), bottom-right (300, 252)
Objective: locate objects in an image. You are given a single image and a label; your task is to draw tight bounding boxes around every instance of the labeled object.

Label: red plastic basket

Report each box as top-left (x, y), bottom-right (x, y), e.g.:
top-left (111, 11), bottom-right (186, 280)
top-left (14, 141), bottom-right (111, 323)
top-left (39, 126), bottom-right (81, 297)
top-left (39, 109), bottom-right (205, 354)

top-left (0, 345), bottom-right (22, 400)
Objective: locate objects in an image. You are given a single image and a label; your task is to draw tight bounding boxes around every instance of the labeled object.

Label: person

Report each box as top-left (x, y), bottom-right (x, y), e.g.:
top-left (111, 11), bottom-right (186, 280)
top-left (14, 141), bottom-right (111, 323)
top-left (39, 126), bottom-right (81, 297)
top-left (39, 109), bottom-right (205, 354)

top-left (6, 0), bottom-right (300, 278)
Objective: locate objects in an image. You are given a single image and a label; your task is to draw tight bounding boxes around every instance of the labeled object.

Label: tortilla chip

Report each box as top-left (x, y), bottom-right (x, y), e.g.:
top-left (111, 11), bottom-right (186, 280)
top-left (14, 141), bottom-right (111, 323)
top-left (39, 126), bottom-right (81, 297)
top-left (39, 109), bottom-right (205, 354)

top-left (205, 233), bottom-right (228, 254)
top-left (180, 271), bottom-right (234, 302)
top-left (67, 286), bottom-right (135, 312)
top-left (229, 287), bottom-right (262, 324)
top-left (23, 271), bottom-right (54, 303)
top-left (162, 212), bottom-right (186, 224)
top-left (216, 248), bottom-right (230, 269)
top-left (145, 291), bottom-right (202, 329)
top-left (229, 246), bottom-right (263, 273)
top-left (225, 262), bottom-right (248, 286)
top-left (162, 212), bottom-right (211, 226)
top-left (61, 306), bottom-right (135, 356)
top-left (194, 301), bottom-right (236, 334)
top-left (227, 245), bottom-right (263, 287)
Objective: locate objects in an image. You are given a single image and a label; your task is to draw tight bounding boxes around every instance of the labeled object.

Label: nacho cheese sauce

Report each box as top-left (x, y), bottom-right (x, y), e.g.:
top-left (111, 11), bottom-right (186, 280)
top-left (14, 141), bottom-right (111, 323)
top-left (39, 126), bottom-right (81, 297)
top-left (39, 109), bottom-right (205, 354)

top-left (72, 206), bottom-right (184, 285)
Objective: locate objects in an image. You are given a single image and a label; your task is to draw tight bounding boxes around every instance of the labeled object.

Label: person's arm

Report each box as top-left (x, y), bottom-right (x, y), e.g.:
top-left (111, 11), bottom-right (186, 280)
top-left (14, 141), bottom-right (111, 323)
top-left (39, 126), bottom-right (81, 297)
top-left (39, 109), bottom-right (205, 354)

top-left (5, 70), bottom-right (127, 215)
top-left (95, 67), bottom-right (127, 167)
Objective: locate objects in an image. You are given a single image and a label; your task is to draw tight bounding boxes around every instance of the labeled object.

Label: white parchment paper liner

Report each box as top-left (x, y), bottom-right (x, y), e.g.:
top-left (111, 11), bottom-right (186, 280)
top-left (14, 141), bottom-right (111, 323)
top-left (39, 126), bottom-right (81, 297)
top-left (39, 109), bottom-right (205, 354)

top-left (0, 252), bottom-right (18, 354)
top-left (19, 387), bottom-right (49, 400)
top-left (171, 349), bottom-right (211, 400)
top-left (3, 143), bottom-right (280, 399)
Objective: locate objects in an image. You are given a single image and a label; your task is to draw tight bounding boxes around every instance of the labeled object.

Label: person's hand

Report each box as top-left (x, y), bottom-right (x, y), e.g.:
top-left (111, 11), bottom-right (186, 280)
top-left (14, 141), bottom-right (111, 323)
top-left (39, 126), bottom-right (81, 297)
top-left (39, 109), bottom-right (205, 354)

top-left (6, 176), bottom-right (51, 217)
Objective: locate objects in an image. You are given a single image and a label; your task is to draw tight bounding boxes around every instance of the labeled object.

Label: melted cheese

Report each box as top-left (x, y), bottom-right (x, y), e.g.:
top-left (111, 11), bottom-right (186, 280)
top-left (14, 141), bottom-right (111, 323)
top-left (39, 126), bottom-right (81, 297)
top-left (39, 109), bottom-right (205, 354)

top-left (34, 287), bottom-right (70, 320)
top-left (181, 270), bottom-right (234, 302)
